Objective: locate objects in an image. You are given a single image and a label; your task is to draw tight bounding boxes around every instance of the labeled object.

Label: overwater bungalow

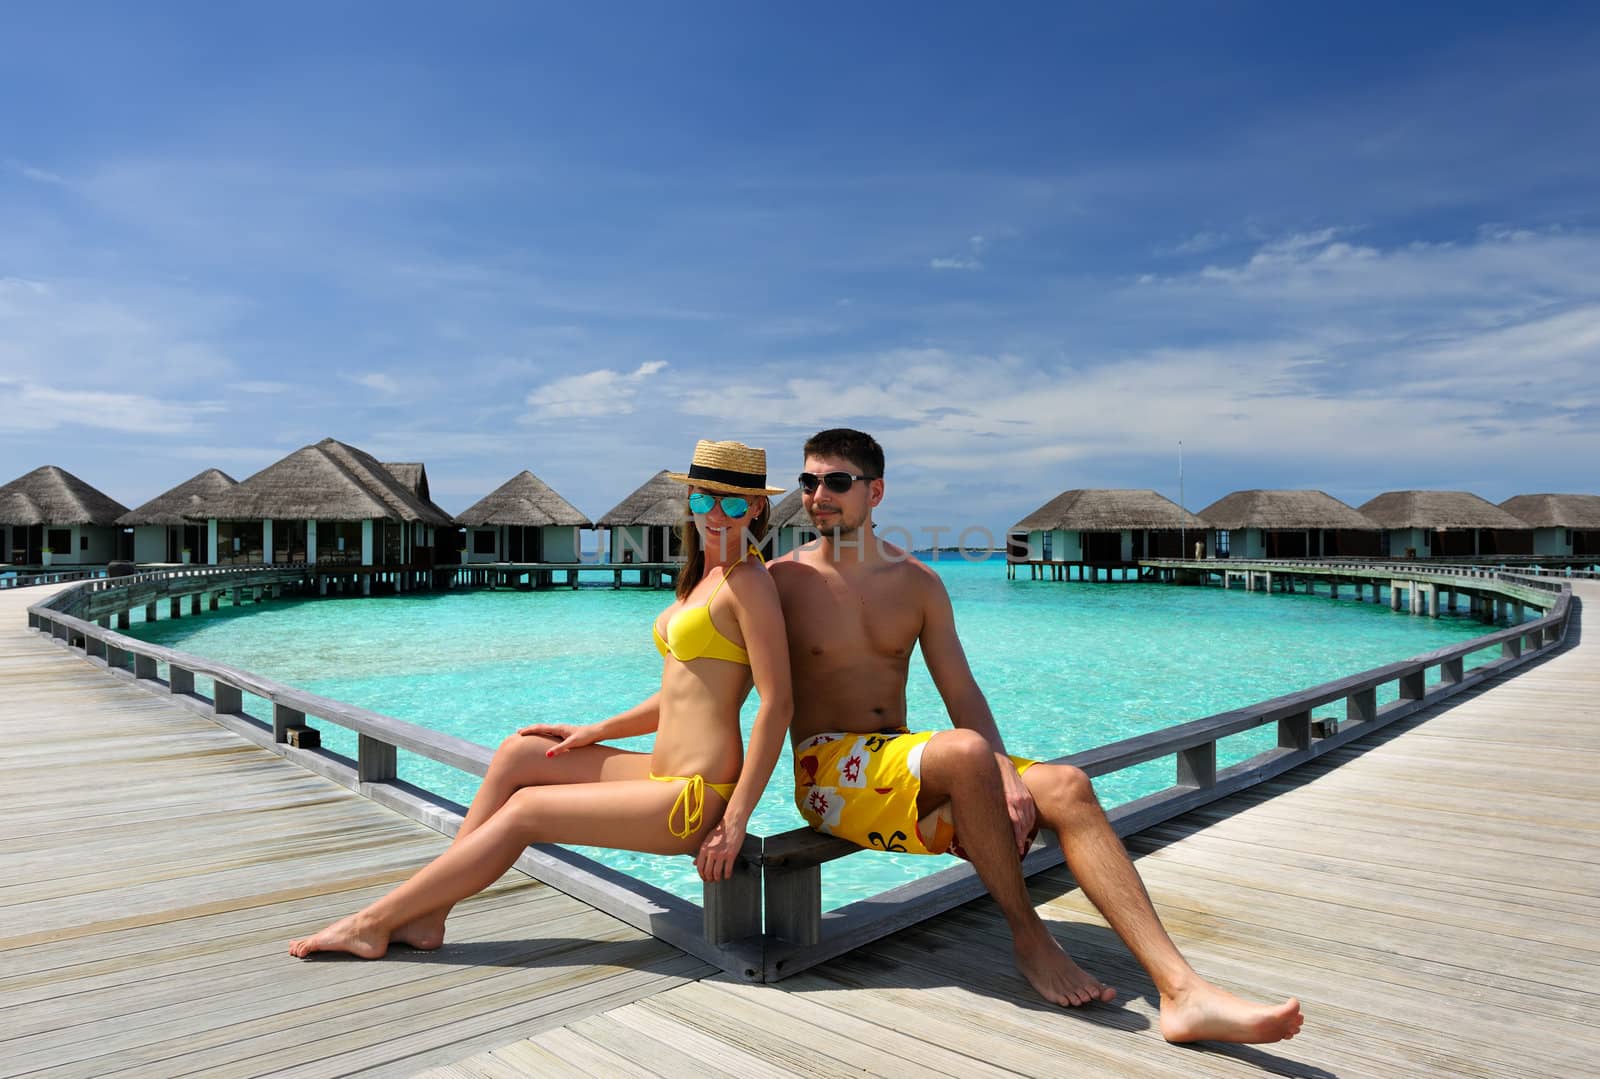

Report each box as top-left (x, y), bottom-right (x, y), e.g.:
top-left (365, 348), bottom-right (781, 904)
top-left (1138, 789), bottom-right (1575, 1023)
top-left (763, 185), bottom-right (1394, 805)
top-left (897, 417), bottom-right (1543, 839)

top-left (1499, 493), bottom-right (1600, 557)
top-left (198, 438), bottom-right (454, 567)
top-left (1197, 489), bottom-right (1381, 559)
top-left (596, 471), bottom-right (684, 564)
top-left (766, 489), bottom-right (815, 557)
top-left (0, 466), bottom-right (129, 567)
top-left (1011, 489), bottom-right (1208, 565)
top-left (116, 468), bottom-right (239, 565)
top-left (1359, 490), bottom-right (1532, 558)
top-left (455, 471), bottom-right (591, 564)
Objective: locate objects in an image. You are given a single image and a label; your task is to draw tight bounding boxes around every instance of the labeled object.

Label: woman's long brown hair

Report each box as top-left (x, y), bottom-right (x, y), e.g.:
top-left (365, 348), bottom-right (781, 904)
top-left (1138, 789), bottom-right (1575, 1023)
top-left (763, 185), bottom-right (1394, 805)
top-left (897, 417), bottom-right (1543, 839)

top-left (675, 496), bottom-right (770, 600)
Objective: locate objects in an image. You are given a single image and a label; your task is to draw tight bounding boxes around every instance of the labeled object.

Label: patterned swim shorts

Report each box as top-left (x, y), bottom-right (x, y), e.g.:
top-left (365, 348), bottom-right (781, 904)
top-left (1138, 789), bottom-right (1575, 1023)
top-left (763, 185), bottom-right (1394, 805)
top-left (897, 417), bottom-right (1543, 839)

top-left (793, 728), bottom-right (1035, 856)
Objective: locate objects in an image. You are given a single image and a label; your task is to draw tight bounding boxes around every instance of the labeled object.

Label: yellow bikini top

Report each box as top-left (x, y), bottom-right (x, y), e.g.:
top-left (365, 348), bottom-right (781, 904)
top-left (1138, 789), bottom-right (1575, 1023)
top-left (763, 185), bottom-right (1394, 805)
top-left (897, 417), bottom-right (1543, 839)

top-left (653, 554), bottom-right (758, 665)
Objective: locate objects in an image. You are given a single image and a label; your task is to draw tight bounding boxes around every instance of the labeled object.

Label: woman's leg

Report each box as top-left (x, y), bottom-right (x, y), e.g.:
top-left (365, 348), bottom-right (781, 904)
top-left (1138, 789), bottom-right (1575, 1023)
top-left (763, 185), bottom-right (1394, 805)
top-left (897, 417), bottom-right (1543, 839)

top-left (289, 778), bottom-right (709, 959)
top-left (392, 735), bottom-right (653, 948)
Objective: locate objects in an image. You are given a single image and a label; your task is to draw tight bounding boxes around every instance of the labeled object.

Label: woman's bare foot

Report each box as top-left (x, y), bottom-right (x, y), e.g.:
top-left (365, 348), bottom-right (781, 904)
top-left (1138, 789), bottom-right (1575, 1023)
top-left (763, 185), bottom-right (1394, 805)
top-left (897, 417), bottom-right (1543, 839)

top-left (1159, 980), bottom-right (1303, 1043)
top-left (287, 913), bottom-right (391, 960)
top-left (1014, 927), bottom-right (1117, 1007)
top-left (392, 911), bottom-right (447, 951)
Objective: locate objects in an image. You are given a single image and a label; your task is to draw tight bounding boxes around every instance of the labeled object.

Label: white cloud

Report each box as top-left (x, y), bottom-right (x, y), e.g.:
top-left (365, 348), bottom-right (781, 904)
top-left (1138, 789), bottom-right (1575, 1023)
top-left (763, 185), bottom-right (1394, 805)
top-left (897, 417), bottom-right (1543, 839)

top-left (1171, 230), bottom-right (1228, 255)
top-left (930, 256), bottom-right (982, 271)
top-left (523, 360), bottom-right (669, 420)
top-left (0, 378), bottom-right (224, 434)
top-left (11, 163), bottom-right (65, 185)
top-left (348, 372), bottom-right (401, 396)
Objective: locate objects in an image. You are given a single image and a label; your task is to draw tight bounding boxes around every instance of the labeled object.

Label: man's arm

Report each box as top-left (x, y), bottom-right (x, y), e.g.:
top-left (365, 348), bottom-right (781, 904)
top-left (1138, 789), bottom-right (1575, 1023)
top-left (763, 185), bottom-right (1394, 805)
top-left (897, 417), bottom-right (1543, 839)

top-left (917, 569), bottom-right (1006, 750)
top-left (916, 567), bottom-right (1036, 853)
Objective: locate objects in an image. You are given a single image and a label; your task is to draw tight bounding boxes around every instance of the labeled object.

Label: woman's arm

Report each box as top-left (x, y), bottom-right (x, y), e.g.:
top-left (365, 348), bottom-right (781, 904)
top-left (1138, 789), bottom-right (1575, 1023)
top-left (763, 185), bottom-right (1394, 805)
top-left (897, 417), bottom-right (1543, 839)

top-left (521, 691), bottom-right (662, 754)
top-left (694, 568), bottom-right (793, 881)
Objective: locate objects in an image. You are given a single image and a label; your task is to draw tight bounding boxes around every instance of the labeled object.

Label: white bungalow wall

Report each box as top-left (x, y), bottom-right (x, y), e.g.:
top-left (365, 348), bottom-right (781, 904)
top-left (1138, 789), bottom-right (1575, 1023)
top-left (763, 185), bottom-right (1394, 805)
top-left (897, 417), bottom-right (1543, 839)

top-left (1532, 527), bottom-right (1572, 556)
top-left (132, 526), bottom-right (169, 564)
top-left (49, 525), bottom-right (116, 565)
top-left (542, 526), bottom-right (580, 563)
top-left (610, 525), bottom-right (647, 563)
top-left (1024, 529), bottom-right (1084, 561)
top-left (466, 527), bottom-right (499, 564)
top-left (1385, 528), bottom-right (1434, 558)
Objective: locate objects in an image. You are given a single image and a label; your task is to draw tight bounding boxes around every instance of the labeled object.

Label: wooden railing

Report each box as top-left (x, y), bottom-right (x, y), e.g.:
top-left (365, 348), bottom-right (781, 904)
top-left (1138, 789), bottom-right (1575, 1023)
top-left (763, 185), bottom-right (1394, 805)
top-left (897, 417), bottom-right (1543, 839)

top-left (24, 562), bottom-right (1573, 982)
top-left (0, 567), bottom-right (107, 590)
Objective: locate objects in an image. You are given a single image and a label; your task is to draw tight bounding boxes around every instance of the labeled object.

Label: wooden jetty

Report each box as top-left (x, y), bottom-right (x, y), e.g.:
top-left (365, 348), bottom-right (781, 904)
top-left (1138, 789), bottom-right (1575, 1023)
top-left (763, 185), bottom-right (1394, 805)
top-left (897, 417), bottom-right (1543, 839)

top-left (4, 579), bottom-right (1597, 1075)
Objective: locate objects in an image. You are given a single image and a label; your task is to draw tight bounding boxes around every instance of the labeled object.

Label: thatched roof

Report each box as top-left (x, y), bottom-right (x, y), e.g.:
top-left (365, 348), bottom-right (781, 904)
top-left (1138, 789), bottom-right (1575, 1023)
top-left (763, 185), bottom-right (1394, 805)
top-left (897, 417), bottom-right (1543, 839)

top-left (456, 471), bottom-right (592, 528)
top-left (117, 468), bottom-right (239, 526)
top-left (201, 438), bottom-right (454, 525)
top-left (0, 466), bottom-right (128, 527)
top-left (596, 470), bottom-right (686, 527)
top-left (1499, 493), bottom-right (1600, 530)
top-left (1358, 491), bottom-right (1529, 531)
top-left (383, 463), bottom-right (430, 503)
top-left (768, 489), bottom-right (809, 530)
top-left (1198, 490), bottom-right (1377, 531)
top-left (1013, 489), bottom-right (1206, 532)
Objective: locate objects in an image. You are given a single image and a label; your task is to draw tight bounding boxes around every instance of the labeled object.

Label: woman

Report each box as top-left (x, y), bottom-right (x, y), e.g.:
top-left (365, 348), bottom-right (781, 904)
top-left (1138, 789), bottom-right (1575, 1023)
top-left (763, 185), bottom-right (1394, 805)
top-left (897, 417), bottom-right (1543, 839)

top-left (289, 439), bottom-right (792, 959)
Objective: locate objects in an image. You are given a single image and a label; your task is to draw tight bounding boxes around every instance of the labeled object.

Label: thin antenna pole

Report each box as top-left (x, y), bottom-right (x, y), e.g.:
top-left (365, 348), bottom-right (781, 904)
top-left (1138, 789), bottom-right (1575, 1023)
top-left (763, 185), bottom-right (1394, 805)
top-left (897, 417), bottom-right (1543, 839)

top-left (1179, 441), bottom-right (1186, 559)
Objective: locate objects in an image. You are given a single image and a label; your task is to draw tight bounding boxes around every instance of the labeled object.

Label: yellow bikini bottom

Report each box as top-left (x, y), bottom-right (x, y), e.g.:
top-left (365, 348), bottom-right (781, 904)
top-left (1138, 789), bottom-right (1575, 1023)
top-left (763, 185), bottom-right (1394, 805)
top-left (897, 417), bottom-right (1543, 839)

top-left (650, 772), bottom-right (737, 839)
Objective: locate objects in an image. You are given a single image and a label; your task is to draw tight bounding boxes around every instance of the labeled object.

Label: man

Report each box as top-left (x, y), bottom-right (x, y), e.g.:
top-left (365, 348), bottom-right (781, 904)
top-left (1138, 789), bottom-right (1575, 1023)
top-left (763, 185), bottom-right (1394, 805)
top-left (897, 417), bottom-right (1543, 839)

top-left (769, 428), bottom-right (1302, 1045)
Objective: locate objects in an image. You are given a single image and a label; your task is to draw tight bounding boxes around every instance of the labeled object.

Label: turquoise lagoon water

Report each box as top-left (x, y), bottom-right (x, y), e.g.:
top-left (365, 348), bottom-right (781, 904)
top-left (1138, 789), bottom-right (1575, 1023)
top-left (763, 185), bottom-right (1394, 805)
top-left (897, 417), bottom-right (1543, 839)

top-left (125, 559), bottom-right (1512, 908)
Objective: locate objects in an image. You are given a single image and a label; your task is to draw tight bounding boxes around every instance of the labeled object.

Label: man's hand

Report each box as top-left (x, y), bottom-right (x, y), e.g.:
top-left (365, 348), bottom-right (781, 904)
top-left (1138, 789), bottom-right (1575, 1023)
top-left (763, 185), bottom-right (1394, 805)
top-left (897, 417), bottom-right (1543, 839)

top-left (998, 755), bottom-right (1037, 857)
top-left (694, 817), bottom-right (747, 882)
top-left (517, 723), bottom-right (601, 757)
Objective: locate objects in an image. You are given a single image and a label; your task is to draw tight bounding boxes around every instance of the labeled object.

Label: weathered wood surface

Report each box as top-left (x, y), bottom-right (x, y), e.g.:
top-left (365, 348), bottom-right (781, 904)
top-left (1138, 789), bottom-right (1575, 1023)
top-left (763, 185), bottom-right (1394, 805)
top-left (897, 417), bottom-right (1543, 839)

top-left (0, 584), bottom-right (713, 1079)
top-left (432, 582), bottom-right (1600, 1078)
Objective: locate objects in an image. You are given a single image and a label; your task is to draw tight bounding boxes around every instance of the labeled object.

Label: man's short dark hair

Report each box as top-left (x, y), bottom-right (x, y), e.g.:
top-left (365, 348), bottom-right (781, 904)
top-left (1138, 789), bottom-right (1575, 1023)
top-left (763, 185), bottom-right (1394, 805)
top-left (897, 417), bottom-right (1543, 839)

top-left (803, 428), bottom-right (884, 479)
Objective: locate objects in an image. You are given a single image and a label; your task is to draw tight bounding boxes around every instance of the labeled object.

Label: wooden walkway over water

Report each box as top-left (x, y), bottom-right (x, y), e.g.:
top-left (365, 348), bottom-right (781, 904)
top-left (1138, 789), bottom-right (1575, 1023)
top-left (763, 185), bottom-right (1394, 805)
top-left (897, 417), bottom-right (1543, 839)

top-left (4, 583), bottom-right (1598, 1077)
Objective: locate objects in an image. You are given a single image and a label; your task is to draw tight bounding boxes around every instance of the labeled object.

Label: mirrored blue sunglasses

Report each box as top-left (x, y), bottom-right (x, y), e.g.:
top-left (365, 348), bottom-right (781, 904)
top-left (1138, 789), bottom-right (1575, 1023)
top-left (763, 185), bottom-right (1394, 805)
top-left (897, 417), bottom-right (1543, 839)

top-left (688, 492), bottom-right (751, 518)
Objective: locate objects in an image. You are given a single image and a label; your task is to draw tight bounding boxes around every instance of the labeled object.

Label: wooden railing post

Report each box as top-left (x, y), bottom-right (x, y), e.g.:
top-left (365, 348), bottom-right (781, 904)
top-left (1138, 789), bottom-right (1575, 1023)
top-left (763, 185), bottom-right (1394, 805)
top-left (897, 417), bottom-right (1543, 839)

top-left (214, 681), bottom-right (243, 716)
top-left (1278, 710), bottom-right (1312, 751)
top-left (134, 653), bottom-right (159, 681)
top-left (1177, 742), bottom-right (1216, 788)
top-left (765, 862), bottom-right (822, 946)
top-left (703, 837), bottom-right (763, 946)
top-left (1347, 687), bottom-right (1377, 724)
top-left (357, 734), bottom-right (397, 783)
top-left (1398, 670), bottom-right (1426, 701)
top-left (169, 664), bottom-right (195, 696)
top-left (274, 704), bottom-right (305, 743)
top-left (1441, 657), bottom-right (1464, 685)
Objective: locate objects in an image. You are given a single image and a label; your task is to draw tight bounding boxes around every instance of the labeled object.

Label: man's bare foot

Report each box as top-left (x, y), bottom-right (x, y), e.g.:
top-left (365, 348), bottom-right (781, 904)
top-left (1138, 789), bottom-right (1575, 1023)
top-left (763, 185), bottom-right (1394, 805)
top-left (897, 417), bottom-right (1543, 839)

top-left (392, 911), bottom-right (446, 951)
top-left (1014, 928), bottom-right (1117, 1007)
top-left (1159, 980), bottom-right (1303, 1044)
top-left (287, 913), bottom-right (390, 960)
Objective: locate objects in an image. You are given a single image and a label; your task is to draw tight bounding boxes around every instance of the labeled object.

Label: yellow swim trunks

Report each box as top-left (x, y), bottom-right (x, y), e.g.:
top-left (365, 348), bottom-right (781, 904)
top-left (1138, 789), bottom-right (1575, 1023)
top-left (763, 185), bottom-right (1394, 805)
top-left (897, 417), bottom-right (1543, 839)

top-left (793, 729), bottom-right (1035, 857)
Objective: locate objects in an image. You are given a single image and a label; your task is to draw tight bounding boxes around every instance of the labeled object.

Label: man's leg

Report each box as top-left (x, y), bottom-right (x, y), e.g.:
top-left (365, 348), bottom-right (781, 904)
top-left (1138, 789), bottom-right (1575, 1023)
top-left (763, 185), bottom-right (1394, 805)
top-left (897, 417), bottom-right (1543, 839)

top-left (1022, 762), bottom-right (1303, 1043)
top-left (916, 729), bottom-right (1116, 1007)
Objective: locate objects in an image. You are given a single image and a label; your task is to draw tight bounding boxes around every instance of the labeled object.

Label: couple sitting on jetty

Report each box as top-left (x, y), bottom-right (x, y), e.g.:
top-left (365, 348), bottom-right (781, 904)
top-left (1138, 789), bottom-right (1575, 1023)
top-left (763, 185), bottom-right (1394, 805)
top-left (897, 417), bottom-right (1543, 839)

top-left (290, 429), bottom-right (1302, 1046)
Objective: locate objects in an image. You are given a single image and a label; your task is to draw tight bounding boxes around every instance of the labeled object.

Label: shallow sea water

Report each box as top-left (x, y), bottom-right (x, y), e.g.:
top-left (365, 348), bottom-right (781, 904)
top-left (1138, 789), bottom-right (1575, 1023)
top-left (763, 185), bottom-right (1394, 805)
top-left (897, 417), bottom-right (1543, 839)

top-left (126, 558), bottom-right (1510, 908)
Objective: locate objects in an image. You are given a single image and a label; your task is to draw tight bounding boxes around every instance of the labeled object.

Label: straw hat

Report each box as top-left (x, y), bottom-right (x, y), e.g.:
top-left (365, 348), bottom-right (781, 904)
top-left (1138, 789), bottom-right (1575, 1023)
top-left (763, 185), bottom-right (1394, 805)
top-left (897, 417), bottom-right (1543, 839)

top-left (665, 440), bottom-right (784, 496)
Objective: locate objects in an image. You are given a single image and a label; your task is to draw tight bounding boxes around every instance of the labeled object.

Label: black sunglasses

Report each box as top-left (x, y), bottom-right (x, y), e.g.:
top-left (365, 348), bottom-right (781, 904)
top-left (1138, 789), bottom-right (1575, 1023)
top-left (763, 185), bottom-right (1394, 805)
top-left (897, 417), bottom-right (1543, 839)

top-left (797, 471), bottom-right (876, 495)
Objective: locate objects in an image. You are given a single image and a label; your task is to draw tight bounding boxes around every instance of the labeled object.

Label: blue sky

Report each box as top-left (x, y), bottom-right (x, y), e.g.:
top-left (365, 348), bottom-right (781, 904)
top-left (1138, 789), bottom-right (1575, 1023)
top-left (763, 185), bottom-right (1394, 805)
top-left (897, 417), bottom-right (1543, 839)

top-left (3, 2), bottom-right (1598, 542)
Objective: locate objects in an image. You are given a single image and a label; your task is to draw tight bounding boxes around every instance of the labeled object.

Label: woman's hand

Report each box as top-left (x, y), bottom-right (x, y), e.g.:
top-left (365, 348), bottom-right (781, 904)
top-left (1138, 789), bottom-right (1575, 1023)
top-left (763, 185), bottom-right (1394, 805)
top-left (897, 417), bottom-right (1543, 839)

top-left (694, 817), bottom-right (747, 882)
top-left (518, 723), bottom-right (601, 757)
